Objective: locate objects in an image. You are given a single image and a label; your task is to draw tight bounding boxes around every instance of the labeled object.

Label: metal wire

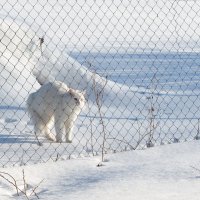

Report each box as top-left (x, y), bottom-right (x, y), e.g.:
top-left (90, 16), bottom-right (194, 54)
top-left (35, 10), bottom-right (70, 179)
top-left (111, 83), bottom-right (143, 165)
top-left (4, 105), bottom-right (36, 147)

top-left (0, 0), bottom-right (200, 167)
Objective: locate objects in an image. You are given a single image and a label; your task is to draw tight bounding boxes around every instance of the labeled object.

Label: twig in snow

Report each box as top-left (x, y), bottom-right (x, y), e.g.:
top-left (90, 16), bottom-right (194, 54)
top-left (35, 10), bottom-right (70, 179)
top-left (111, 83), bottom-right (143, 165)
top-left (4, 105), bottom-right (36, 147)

top-left (0, 170), bottom-right (44, 199)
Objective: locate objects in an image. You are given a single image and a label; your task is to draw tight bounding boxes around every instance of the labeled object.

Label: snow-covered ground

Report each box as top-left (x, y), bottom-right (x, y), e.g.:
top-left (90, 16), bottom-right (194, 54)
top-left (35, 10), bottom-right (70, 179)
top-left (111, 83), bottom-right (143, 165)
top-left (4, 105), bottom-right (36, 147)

top-left (0, 140), bottom-right (200, 200)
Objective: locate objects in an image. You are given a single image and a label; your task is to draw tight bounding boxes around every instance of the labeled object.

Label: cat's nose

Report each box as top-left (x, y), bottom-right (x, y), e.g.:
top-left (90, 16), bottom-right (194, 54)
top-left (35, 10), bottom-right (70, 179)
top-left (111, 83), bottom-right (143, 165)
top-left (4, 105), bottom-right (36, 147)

top-left (74, 98), bottom-right (80, 105)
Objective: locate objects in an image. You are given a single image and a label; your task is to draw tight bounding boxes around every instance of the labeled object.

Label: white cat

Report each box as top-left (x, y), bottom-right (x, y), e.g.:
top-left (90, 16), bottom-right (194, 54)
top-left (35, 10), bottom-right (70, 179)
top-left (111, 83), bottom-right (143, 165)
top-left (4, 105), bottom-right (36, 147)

top-left (27, 81), bottom-right (85, 143)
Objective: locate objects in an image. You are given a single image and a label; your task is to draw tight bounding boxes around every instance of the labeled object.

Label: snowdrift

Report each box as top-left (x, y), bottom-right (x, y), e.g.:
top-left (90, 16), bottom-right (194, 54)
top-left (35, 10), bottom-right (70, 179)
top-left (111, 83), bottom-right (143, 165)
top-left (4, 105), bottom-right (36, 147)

top-left (0, 19), bottom-right (145, 115)
top-left (0, 19), bottom-right (41, 106)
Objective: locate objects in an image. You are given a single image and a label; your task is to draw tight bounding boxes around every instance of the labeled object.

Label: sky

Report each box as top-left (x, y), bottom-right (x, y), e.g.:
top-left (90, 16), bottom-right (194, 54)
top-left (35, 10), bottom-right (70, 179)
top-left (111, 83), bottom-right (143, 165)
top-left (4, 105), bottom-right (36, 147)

top-left (0, 0), bottom-right (200, 52)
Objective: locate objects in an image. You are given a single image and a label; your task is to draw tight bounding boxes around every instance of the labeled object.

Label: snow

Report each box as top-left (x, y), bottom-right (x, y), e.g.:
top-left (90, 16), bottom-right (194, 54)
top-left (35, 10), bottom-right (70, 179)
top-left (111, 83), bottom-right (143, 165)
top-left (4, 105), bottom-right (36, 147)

top-left (0, 140), bottom-right (200, 200)
top-left (0, 17), bottom-right (200, 166)
top-left (1, 1), bottom-right (200, 199)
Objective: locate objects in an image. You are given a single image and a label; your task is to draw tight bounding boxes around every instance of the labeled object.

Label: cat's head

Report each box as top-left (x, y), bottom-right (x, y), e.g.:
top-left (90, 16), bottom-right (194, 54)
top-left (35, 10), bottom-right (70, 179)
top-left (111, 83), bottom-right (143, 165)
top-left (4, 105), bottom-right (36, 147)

top-left (69, 89), bottom-right (86, 109)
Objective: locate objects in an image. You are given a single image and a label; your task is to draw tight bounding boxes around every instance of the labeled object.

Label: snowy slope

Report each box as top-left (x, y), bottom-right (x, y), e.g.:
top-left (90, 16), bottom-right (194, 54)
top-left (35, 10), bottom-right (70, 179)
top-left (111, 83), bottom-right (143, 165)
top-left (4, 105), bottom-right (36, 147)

top-left (0, 141), bottom-right (200, 200)
top-left (0, 18), bottom-right (149, 122)
top-left (1, 18), bottom-right (198, 118)
top-left (1, 18), bottom-right (196, 121)
top-left (0, 18), bottom-right (140, 106)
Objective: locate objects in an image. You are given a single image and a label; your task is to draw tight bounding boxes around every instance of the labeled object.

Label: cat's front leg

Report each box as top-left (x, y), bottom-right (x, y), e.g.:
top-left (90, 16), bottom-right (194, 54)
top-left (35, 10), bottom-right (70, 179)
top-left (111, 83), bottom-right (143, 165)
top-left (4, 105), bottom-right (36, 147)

top-left (54, 120), bottom-right (64, 142)
top-left (65, 121), bottom-right (74, 143)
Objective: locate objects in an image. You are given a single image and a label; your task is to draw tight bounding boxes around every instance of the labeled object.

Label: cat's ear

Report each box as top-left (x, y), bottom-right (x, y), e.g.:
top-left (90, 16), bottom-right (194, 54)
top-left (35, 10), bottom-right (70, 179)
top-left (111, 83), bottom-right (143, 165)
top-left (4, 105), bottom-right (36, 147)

top-left (81, 90), bottom-right (86, 96)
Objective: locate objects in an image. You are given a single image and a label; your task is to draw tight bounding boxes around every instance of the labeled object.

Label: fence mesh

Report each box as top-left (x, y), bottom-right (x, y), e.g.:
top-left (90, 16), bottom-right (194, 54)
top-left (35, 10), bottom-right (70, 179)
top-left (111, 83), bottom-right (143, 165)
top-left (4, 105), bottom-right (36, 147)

top-left (0, 0), bottom-right (200, 166)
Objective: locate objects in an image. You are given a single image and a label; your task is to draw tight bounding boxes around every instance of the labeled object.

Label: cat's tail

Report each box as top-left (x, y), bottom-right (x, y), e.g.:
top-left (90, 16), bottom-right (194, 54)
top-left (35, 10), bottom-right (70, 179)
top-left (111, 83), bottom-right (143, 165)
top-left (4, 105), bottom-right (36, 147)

top-left (26, 92), bottom-right (35, 117)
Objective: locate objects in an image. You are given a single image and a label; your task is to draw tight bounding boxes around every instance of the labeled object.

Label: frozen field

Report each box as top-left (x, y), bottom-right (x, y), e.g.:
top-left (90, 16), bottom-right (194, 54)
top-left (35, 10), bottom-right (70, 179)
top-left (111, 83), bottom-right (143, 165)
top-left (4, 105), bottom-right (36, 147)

top-left (71, 52), bottom-right (200, 92)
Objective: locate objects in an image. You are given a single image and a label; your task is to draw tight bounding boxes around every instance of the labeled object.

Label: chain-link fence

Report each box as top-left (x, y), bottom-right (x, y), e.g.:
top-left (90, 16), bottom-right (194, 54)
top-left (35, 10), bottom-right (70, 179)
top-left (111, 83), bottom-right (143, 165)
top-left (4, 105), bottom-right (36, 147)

top-left (0, 0), bottom-right (200, 167)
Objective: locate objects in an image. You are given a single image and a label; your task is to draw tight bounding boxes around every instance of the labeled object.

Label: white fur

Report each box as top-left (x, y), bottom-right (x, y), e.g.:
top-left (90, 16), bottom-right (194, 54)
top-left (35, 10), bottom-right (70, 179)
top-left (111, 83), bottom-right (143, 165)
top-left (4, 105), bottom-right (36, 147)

top-left (27, 81), bottom-right (85, 143)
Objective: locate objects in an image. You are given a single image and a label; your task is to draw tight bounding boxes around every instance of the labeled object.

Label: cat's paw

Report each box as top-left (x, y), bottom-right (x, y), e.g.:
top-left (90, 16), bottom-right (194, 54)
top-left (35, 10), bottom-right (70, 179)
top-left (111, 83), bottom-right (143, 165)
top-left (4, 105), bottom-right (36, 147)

top-left (66, 139), bottom-right (72, 143)
top-left (45, 135), bottom-right (55, 142)
top-left (55, 138), bottom-right (63, 143)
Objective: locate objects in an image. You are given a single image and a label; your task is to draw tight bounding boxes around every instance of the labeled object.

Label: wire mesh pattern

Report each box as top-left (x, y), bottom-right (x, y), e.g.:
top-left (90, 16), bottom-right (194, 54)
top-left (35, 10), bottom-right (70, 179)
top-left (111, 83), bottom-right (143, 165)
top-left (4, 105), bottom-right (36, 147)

top-left (0, 0), bottom-right (200, 166)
